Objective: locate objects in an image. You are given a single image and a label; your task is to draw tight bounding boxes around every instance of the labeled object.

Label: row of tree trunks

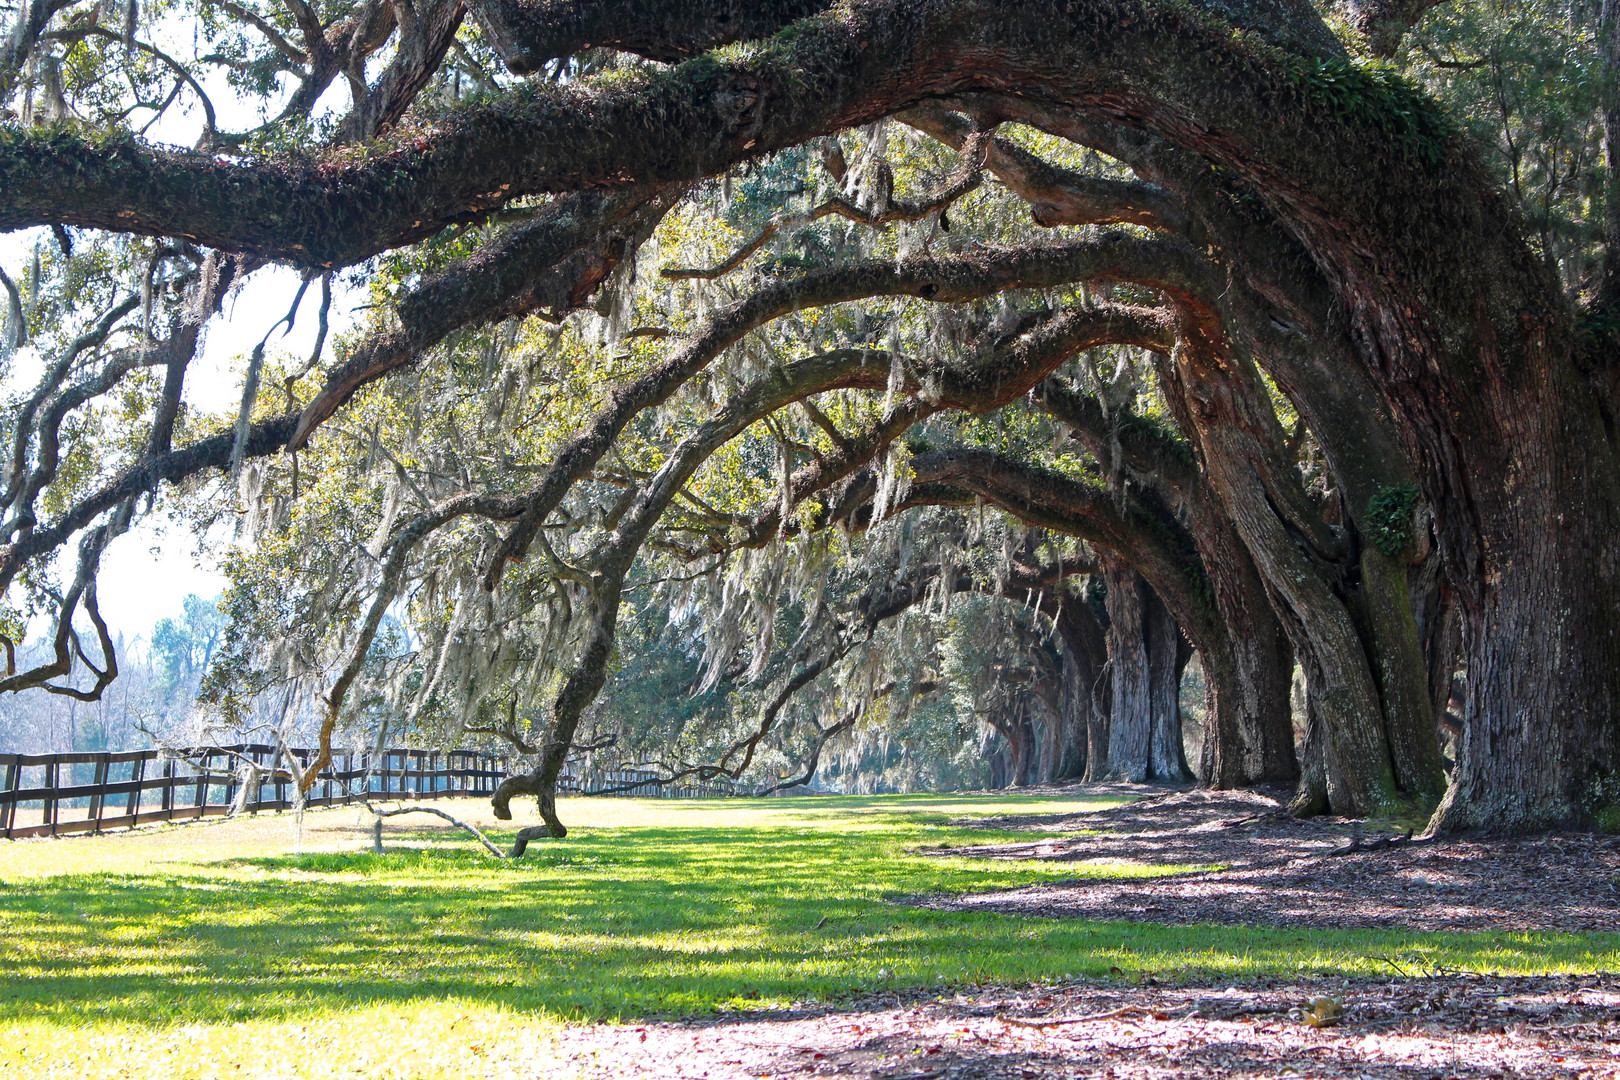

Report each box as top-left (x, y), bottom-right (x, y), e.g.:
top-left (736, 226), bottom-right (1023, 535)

top-left (1018, 592), bottom-right (1110, 787)
top-left (980, 93), bottom-right (1614, 832)
top-left (1033, 380), bottom-right (1297, 789)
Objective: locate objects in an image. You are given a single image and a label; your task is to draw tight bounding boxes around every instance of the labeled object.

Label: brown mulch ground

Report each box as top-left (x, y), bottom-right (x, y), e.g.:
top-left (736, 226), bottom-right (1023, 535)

top-left (912, 788), bottom-right (1620, 933)
top-left (543, 974), bottom-right (1620, 1078)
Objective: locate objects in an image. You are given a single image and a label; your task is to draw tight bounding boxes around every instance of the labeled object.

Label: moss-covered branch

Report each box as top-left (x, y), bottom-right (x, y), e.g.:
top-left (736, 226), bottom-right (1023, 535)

top-left (483, 235), bottom-right (1200, 584)
top-left (907, 447), bottom-right (1219, 652)
top-left (468, 0), bottom-right (830, 72)
top-left (291, 184), bottom-right (683, 447)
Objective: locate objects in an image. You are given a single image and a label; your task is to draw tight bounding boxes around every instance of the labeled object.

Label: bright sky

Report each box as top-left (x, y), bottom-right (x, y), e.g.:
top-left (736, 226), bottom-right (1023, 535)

top-left (11, 51), bottom-right (364, 639)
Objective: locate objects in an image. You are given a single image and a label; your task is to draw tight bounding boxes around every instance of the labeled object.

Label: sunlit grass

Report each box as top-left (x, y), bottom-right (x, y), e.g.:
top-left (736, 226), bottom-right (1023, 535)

top-left (0, 790), bottom-right (1614, 1078)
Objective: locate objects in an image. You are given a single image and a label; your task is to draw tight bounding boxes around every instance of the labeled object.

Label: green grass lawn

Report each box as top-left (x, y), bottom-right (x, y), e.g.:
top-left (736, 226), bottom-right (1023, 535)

top-left (0, 790), bottom-right (1614, 1078)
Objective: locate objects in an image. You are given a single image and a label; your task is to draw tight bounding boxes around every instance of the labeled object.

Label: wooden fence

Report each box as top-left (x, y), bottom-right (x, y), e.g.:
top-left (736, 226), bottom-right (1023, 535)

top-left (0, 746), bottom-right (735, 839)
top-left (558, 769), bottom-right (735, 800)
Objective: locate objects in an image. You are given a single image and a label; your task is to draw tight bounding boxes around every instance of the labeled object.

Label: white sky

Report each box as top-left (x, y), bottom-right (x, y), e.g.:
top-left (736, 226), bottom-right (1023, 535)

top-left (11, 52), bottom-right (365, 639)
top-left (101, 264), bottom-right (362, 636)
top-left (24, 261), bottom-right (364, 639)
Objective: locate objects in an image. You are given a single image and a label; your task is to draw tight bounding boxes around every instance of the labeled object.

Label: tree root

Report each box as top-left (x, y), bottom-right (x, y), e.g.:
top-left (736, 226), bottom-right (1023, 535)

top-left (508, 826), bottom-right (554, 858)
top-left (366, 802), bottom-right (565, 859)
top-left (1326, 829), bottom-right (1438, 857)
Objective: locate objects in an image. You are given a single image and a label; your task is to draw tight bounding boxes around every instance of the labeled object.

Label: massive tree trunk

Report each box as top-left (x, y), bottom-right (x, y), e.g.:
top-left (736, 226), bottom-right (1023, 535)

top-left (1101, 555), bottom-right (1192, 784)
top-left (1178, 480), bottom-right (1297, 790)
top-left (1103, 555), bottom-right (1151, 783)
top-left (1052, 595), bottom-right (1108, 780)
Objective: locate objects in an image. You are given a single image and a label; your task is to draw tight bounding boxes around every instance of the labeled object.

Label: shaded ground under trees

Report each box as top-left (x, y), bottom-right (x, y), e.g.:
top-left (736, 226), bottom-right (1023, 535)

top-left (921, 788), bottom-right (1620, 934)
top-left (537, 974), bottom-right (1620, 1079)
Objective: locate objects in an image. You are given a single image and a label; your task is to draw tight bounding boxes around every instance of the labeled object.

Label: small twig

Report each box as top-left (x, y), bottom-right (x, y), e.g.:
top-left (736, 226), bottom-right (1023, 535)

top-left (1000, 1004), bottom-right (1153, 1028)
top-left (1373, 954), bottom-right (1412, 977)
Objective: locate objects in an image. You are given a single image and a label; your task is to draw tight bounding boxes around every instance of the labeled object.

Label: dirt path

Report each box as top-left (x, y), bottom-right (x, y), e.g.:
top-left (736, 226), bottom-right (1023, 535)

top-left (543, 974), bottom-right (1620, 1078)
top-left (915, 789), bottom-right (1620, 933)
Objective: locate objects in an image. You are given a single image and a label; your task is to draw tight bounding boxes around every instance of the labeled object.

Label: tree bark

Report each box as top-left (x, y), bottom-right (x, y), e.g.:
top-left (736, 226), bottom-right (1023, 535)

top-left (1100, 556), bottom-right (1190, 783)
top-left (1145, 586), bottom-right (1194, 784)
top-left (1053, 597), bottom-right (1107, 780)
top-left (1103, 555), bottom-right (1151, 783)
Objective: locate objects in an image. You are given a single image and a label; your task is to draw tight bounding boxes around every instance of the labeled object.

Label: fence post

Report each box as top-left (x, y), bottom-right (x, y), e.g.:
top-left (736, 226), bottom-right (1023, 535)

top-left (125, 752), bottom-right (147, 825)
top-left (272, 746), bottom-right (286, 812)
top-left (0, 756), bottom-right (17, 838)
top-left (252, 747), bottom-right (267, 814)
top-left (161, 756), bottom-right (176, 820)
top-left (88, 753), bottom-right (109, 832)
top-left (44, 755), bottom-right (60, 836)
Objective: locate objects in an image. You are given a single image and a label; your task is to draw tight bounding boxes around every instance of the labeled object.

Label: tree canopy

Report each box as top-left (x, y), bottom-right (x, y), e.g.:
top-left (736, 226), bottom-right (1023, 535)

top-left (0, 0), bottom-right (1616, 840)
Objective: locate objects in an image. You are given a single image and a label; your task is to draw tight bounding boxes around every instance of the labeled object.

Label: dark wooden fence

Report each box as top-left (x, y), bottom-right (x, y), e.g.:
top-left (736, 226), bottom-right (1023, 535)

top-left (0, 746), bottom-right (734, 839)
top-left (559, 769), bottom-right (735, 800)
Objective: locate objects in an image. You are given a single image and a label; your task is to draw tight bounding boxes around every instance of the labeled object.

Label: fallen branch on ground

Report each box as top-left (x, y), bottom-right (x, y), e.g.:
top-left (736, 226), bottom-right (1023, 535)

top-left (1327, 830), bottom-right (1438, 857)
top-left (364, 801), bottom-right (512, 858)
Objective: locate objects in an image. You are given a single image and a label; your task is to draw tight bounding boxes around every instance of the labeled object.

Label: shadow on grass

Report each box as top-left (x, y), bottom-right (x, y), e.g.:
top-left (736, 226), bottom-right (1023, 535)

top-left (1, 818), bottom-right (1615, 1027)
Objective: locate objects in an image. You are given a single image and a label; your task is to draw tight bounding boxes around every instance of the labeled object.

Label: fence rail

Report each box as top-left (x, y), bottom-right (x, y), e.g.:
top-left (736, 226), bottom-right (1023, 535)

top-left (559, 769), bottom-right (735, 800)
top-left (0, 746), bottom-right (734, 840)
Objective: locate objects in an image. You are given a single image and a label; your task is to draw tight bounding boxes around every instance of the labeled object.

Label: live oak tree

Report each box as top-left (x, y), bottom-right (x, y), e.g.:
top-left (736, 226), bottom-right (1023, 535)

top-left (1, 0), bottom-right (1616, 840)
